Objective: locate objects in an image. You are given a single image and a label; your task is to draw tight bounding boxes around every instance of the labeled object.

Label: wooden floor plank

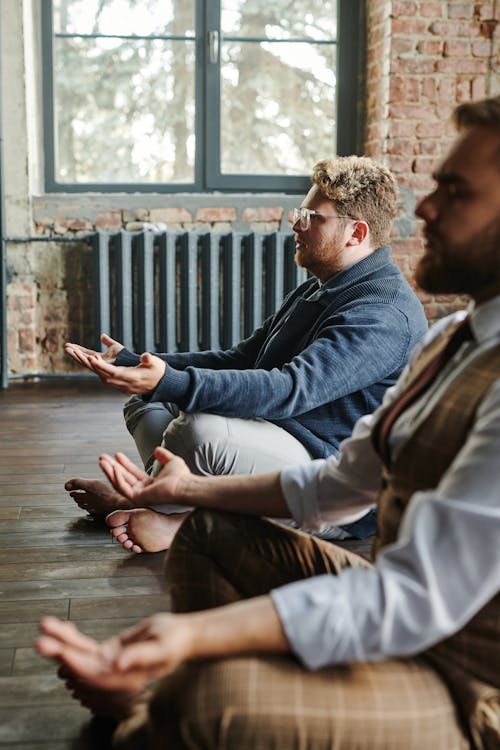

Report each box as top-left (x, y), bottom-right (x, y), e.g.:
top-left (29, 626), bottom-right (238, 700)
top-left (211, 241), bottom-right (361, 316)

top-left (0, 379), bottom-right (158, 747)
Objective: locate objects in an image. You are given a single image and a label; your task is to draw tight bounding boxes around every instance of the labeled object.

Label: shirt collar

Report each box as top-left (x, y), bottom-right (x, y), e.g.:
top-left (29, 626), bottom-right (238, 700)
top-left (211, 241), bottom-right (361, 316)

top-left (468, 293), bottom-right (500, 343)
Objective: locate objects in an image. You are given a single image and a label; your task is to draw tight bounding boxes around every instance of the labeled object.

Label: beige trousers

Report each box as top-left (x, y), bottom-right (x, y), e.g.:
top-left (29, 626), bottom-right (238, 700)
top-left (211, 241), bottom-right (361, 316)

top-left (113, 510), bottom-right (470, 750)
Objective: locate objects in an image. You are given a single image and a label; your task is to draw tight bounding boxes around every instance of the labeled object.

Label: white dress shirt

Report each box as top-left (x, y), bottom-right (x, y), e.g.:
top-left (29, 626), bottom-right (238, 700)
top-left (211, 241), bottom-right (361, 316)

top-left (271, 294), bottom-right (500, 669)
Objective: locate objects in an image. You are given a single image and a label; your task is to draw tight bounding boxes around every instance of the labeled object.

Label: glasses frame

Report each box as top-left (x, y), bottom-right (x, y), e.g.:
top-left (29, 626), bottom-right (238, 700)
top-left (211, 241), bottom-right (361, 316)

top-left (291, 207), bottom-right (352, 231)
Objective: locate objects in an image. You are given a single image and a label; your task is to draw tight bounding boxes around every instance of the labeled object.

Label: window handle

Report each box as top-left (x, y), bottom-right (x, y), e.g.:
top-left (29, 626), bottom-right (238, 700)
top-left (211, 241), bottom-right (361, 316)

top-left (208, 29), bottom-right (220, 63)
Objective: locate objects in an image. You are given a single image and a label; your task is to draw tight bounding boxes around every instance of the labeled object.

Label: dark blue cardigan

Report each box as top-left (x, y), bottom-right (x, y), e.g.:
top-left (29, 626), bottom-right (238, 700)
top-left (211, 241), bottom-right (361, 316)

top-left (117, 246), bottom-right (427, 461)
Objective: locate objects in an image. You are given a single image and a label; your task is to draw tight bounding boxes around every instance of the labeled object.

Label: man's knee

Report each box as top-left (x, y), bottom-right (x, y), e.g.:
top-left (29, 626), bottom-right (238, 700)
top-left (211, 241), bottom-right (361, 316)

top-left (162, 413), bottom-right (229, 475)
top-left (148, 659), bottom-right (277, 750)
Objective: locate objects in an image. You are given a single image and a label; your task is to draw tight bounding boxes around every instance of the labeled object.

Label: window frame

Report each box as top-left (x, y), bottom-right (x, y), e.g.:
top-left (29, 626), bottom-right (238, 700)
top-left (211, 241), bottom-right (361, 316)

top-left (42, 0), bottom-right (365, 194)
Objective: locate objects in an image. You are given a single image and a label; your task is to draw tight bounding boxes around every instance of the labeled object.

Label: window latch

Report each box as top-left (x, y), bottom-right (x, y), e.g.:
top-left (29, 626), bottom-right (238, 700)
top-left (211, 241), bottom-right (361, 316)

top-left (208, 30), bottom-right (220, 63)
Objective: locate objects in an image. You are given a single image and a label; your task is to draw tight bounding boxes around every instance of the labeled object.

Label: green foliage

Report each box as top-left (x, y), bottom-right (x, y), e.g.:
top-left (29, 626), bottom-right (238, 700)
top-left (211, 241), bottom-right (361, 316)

top-left (53, 0), bottom-right (337, 184)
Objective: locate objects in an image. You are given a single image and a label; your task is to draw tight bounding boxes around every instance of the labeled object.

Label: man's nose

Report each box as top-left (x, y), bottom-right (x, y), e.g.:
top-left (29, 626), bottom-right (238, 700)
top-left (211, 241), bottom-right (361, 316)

top-left (415, 193), bottom-right (439, 223)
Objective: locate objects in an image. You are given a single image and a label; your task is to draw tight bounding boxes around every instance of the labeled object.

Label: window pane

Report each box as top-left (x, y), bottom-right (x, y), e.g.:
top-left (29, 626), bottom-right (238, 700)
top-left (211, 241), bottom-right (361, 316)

top-left (53, 36), bottom-right (195, 183)
top-left (220, 40), bottom-right (336, 175)
top-left (53, 0), bottom-right (195, 37)
top-left (221, 0), bottom-right (338, 41)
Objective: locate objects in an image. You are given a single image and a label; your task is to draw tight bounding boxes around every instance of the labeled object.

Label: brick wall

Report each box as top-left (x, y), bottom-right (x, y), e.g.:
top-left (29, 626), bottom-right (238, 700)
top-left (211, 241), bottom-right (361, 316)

top-left (5, 1), bottom-right (499, 375)
top-left (365, 0), bottom-right (499, 320)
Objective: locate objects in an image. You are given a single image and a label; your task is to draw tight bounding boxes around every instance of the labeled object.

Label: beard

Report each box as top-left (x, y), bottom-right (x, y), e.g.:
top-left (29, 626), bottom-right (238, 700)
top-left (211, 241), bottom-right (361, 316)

top-left (415, 218), bottom-right (500, 297)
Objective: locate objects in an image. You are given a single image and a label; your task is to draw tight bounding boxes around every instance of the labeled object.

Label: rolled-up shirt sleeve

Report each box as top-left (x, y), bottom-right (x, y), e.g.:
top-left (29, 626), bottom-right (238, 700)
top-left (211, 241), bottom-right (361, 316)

top-left (280, 410), bottom-right (383, 530)
top-left (272, 379), bottom-right (500, 670)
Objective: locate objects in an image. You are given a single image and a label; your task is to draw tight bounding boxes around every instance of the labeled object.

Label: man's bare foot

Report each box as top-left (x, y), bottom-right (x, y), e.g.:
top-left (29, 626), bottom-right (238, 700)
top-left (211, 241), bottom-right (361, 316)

top-left (65, 478), bottom-right (133, 516)
top-left (57, 663), bottom-right (145, 720)
top-left (106, 508), bottom-right (190, 554)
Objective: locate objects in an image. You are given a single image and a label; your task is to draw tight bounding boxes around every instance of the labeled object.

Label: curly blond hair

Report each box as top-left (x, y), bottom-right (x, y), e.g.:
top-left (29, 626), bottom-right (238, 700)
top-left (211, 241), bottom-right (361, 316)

top-left (311, 156), bottom-right (398, 248)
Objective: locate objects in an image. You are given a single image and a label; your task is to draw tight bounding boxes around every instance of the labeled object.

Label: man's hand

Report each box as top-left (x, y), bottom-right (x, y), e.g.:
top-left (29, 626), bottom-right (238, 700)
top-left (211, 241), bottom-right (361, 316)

top-left (99, 447), bottom-right (191, 508)
top-left (36, 614), bottom-right (193, 693)
top-left (36, 597), bottom-right (288, 691)
top-left (88, 352), bottom-right (166, 394)
top-left (65, 333), bottom-right (124, 373)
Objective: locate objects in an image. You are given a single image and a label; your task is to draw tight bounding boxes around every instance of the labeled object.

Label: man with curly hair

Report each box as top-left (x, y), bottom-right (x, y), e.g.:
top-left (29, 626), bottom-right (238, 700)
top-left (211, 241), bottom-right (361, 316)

top-left (64, 156), bottom-right (427, 552)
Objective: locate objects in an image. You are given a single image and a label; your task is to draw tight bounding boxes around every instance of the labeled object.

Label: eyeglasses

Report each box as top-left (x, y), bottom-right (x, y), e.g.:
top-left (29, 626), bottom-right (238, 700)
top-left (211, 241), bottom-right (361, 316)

top-left (291, 207), bottom-right (352, 231)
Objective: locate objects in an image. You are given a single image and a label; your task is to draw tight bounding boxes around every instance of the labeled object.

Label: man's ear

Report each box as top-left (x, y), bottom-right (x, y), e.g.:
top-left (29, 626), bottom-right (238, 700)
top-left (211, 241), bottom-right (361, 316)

top-left (346, 220), bottom-right (369, 246)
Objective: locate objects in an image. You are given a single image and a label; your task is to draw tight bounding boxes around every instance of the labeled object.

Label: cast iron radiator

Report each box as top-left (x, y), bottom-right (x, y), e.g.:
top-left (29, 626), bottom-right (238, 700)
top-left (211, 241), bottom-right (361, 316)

top-left (91, 230), bottom-right (306, 354)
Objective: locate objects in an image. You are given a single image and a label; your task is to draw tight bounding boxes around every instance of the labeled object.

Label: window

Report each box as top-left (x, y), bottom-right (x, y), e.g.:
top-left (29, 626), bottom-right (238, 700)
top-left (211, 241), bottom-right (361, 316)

top-left (42, 0), bottom-right (364, 193)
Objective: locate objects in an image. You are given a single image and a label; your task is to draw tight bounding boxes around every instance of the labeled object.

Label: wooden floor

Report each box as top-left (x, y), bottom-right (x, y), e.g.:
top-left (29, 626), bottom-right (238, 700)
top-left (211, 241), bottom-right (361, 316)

top-left (0, 379), bottom-right (167, 749)
top-left (0, 378), bottom-right (374, 749)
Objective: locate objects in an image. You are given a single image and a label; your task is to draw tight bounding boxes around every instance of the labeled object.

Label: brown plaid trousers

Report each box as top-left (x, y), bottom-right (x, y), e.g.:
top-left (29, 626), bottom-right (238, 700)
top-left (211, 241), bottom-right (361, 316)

top-left (113, 510), bottom-right (470, 750)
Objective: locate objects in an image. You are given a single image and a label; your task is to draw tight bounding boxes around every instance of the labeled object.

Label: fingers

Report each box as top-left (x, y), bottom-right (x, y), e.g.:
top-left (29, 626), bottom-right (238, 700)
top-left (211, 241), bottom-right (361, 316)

top-left (99, 456), bottom-right (138, 501)
top-left (114, 452), bottom-right (149, 481)
top-left (99, 452), bottom-right (145, 487)
top-left (38, 617), bottom-right (100, 653)
top-left (65, 345), bottom-right (98, 372)
top-left (153, 446), bottom-right (177, 464)
top-left (98, 454), bottom-right (118, 488)
top-left (114, 639), bottom-right (172, 676)
top-left (100, 333), bottom-right (120, 347)
top-left (88, 356), bottom-right (117, 376)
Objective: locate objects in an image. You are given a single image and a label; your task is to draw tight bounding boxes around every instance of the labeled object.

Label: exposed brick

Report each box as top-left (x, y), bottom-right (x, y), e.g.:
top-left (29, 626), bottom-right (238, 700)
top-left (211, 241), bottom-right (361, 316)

top-left (475, 4), bottom-right (495, 17)
top-left (184, 222), bottom-right (211, 232)
top-left (415, 140), bottom-right (442, 155)
top-left (388, 154), bottom-right (414, 172)
top-left (391, 1), bottom-right (418, 16)
top-left (149, 207), bottom-right (192, 223)
top-left (391, 237), bottom-right (425, 254)
top-left (125, 221), bottom-right (146, 231)
top-left (95, 211), bottom-right (123, 230)
top-left (412, 156), bottom-right (439, 173)
top-left (471, 75), bottom-right (487, 99)
top-left (422, 77), bottom-right (438, 102)
top-left (443, 39), bottom-right (471, 56)
top-left (247, 221), bottom-right (281, 233)
top-left (195, 207), bottom-right (237, 223)
top-left (437, 77), bottom-right (457, 103)
top-left (479, 18), bottom-right (499, 40)
top-left (391, 57), bottom-right (437, 74)
top-left (34, 218), bottom-right (54, 236)
top-left (416, 39), bottom-right (443, 55)
top-left (436, 57), bottom-right (487, 73)
top-left (389, 102), bottom-right (437, 120)
top-left (241, 207), bottom-right (283, 222)
top-left (415, 121), bottom-right (444, 138)
top-left (392, 37), bottom-right (415, 55)
top-left (419, 1), bottom-right (446, 17)
top-left (10, 291), bottom-right (35, 311)
top-left (390, 75), bottom-right (420, 102)
top-left (456, 77), bottom-right (473, 101)
top-left (211, 222), bottom-right (233, 233)
top-left (122, 208), bottom-right (149, 223)
top-left (471, 39), bottom-right (492, 56)
top-left (447, 3), bottom-right (474, 19)
top-left (429, 20), bottom-right (478, 36)
top-left (18, 328), bottom-right (36, 353)
top-left (388, 120), bottom-right (416, 137)
top-left (41, 327), bottom-right (60, 353)
top-left (53, 217), bottom-right (93, 233)
top-left (396, 173), bottom-right (436, 192)
top-left (392, 18), bottom-right (430, 35)
top-left (387, 138), bottom-right (416, 155)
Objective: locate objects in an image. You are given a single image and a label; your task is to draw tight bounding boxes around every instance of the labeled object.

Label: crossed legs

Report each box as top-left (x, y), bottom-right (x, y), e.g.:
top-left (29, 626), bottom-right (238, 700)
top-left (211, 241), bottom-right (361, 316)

top-left (66, 398), bottom-right (313, 553)
top-left (115, 511), bottom-right (468, 749)
top-left (38, 510), bottom-right (468, 748)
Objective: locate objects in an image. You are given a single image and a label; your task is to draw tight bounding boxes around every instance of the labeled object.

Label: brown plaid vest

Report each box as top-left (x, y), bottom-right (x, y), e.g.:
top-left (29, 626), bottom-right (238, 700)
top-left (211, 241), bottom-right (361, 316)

top-left (371, 326), bottom-right (500, 750)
